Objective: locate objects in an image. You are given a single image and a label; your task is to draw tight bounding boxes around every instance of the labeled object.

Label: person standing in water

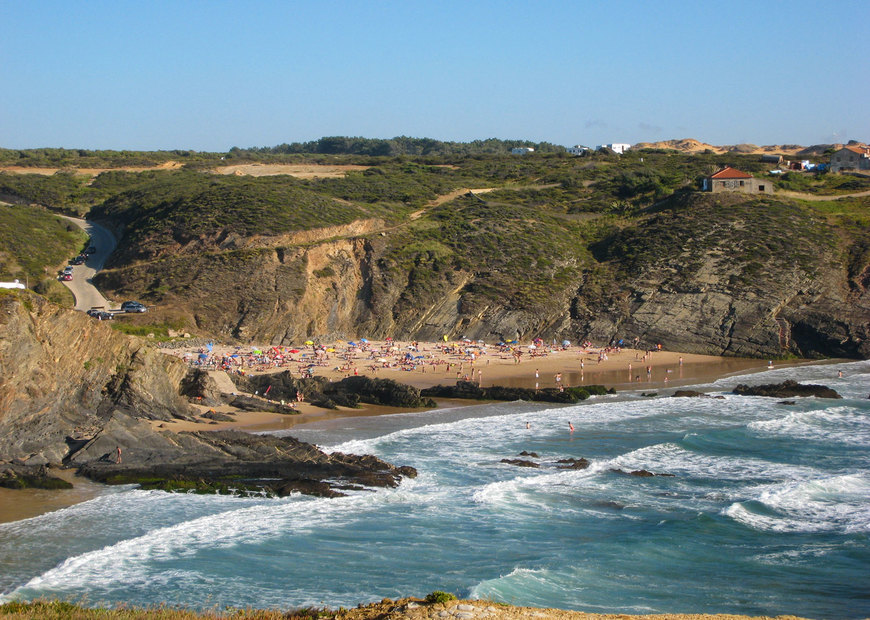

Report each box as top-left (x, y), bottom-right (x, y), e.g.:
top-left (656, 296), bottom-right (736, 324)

top-left (569, 422), bottom-right (574, 433)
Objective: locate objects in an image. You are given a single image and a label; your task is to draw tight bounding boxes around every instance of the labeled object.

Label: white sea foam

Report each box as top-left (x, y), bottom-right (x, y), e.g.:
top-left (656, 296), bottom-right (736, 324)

top-left (748, 406), bottom-right (870, 445)
top-left (2, 481), bottom-right (425, 602)
top-left (724, 473), bottom-right (870, 533)
top-left (609, 442), bottom-right (819, 482)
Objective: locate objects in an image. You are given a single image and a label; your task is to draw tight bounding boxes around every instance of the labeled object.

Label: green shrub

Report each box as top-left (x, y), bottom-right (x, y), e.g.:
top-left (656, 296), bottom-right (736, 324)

top-left (425, 591), bottom-right (457, 604)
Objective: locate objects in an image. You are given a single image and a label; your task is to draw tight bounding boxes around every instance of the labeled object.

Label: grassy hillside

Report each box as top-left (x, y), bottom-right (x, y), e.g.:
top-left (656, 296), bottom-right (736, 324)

top-left (1, 146), bottom-right (866, 355)
top-left (0, 203), bottom-right (86, 305)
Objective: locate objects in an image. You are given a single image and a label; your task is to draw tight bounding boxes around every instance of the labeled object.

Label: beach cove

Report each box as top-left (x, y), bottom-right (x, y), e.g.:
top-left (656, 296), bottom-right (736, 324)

top-left (1, 350), bottom-right (867, 618)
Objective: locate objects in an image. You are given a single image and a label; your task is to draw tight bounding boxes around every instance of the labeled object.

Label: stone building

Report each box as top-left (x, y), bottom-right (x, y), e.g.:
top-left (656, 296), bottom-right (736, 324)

top-left (830, 145), bottom-right (870, 173)
top-left (702, 167), bottom-right (772, 194)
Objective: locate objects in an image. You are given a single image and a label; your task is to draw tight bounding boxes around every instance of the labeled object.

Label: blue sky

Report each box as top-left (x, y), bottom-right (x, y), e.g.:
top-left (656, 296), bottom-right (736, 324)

top-left (2, 0), bottom-right (868, 151)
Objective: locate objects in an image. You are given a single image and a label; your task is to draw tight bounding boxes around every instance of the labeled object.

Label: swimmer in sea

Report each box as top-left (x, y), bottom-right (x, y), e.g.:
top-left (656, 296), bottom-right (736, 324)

top-left (569, 422), bottom-right (574, 433)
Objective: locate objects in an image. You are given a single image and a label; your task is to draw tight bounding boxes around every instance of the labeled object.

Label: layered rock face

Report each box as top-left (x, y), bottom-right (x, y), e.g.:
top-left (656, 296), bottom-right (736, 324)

top-left (95, 197), bottom-right (870, 360)
top-left (0, 291), bottom-right (191, 465)
top-left (0, 292), bottom-right (417, 495)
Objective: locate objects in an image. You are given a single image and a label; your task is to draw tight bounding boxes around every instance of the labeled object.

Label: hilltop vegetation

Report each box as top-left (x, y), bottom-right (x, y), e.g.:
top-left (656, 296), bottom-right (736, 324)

top-left (0, 143), bottom-right (867, 358)
top-left (0, 202), bottom-right (85, 305)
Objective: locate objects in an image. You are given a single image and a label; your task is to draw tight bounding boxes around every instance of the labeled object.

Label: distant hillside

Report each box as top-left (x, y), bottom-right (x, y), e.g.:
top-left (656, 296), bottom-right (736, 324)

top-left (2, 149), bottom-right (868, 359)
top-left (633, 138), bottom-right (840, 157)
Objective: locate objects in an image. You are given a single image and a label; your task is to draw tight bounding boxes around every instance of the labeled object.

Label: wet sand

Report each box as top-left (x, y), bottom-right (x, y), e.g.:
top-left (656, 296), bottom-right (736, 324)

top-left (0, 469), bottom-right (107, 525)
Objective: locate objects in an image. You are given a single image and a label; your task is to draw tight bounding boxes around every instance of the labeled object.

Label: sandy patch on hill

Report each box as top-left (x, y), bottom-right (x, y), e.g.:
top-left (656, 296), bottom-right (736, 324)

top-left (213, 163), bottom-right (369, 178)
top-left (0, 161), bottom-right (183, 178)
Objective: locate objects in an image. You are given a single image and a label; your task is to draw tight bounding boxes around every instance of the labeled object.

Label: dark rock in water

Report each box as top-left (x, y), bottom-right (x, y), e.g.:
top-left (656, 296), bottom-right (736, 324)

top-left (610, 468), bottom-right (675, 477)
top-left (557, 457), bottom-right (590, 470)
top-left (672, 390), bottom-right (706, 398)
top-left (778, 400), bottom-right (797, 405)
top-left (519, 451), bottom-right (539, 458)
top-left (501, 459), bottom-right (539, 468)
top-left (732, 379), bottom-right (842, 399)
top-left (422, 381), bottom-right (614, 403)
top-left (75, 429), bottom-right (417, 498)
top-left (592, 500), bottom-right (625, 510)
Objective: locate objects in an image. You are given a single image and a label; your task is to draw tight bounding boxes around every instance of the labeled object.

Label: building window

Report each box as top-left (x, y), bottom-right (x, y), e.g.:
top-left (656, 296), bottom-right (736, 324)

top-left (758, 185), bottom-right (765, 192)
top-left (740, 180), bottom-right (744, 186)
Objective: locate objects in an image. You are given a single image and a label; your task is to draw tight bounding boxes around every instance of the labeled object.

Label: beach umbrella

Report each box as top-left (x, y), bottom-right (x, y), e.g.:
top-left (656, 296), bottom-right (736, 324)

top-left (305, 340), bottom-right (314, 345)
top-left (348, 341), bottom-right (356, 346)
top-left (562, 340), bottom-right (571, 347)
top-left (252, 349), bottom-right (262, 354)
top-left (360, 338), bottom-right (369, 343)
top-left (326, 348), bottom-right (335, 352)
top-left (528, 344), bottom-right (537, 350)
top-left (198, 353), bottom-right (208, 360)
top-left (288, 349), bottom-right (300, 354)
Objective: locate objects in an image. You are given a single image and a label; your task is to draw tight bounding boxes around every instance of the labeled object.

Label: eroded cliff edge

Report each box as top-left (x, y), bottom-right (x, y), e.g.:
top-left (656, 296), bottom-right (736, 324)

top-left (0, 291), bottom-right (415, 495)
top-left (94, 193), bottom-right (870, 359)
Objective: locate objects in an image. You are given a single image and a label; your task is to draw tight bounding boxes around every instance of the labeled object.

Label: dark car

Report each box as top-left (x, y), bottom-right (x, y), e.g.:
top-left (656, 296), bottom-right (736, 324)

top-left (70, 255), bottom-right (86, 265)
top-left (120, 301), bottom-right (147, 313)
top-left (86, 309), bottom-right (113, 320)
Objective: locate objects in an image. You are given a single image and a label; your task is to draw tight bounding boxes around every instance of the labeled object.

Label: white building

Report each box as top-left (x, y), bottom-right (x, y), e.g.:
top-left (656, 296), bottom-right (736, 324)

top-left (595, 143), bottom-right (631, 154)
top-left (0, 279), bottom-right (26, 289)
top-left (567, 145), bottom-right (590, 155)
top-left (510, 147), bottom-right (535, 155)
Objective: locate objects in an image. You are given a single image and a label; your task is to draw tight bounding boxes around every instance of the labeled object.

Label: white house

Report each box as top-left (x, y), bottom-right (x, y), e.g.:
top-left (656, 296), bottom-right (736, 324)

top-left (511, 147), bottom-right (535, 155)
top-left (595, 143), bottom-right (631, 154)
top-left (0, 279), bottom-right (26, 289)
top-left (567, 145), bottom-right (590, 155)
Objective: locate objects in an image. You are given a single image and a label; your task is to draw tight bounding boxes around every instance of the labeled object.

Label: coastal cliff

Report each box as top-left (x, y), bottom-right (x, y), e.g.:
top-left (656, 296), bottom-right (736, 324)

top-left (0, 291), bottom-right (416, 494)
top-left (93, 191), bottom-right (869, 359)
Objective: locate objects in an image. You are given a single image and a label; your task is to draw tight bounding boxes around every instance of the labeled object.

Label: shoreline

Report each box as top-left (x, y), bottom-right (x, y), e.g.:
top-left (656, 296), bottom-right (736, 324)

top-left (0, 344), bottom-right (824, 525)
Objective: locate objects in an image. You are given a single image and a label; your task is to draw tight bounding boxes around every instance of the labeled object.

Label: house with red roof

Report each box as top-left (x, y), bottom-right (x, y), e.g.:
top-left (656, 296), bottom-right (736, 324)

top-left (830, 145), bottom-right (870, 173)
top-left (702, 167), bottom-right (772, 194)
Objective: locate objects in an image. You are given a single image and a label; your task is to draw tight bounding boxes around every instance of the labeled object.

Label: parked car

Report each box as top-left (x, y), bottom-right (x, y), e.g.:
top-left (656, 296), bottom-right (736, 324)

top-left (62, 266), bottom-right (74, 275)
top-left (120, 301), bottom-right (147, 313)
top-left (86, 309), bottom-right (113, 320)
top-left (70, 256), bottom-right (86, 265)
top-left (61, 273), bottom-right (73, 281)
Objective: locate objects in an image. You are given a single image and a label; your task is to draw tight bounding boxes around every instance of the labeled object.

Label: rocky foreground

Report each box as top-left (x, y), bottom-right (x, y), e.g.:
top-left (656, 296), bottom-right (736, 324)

top-left (0, 597), bottom-right (810, 620)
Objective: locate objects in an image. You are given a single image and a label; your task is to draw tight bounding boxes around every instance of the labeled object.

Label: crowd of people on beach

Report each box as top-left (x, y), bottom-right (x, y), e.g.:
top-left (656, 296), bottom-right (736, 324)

top-left (169, 335), bottom-right (675, 390)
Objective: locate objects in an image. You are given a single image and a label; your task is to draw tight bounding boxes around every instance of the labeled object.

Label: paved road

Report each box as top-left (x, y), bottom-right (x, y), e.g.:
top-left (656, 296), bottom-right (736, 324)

top-left (59, 217), bottom-right (118, 311)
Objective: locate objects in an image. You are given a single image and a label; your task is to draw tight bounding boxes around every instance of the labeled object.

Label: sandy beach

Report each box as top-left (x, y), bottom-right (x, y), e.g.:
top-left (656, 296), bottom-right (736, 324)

top-left (154, 340), bottom-right (778, 434)
top-left (1, 340), bottom-right (785, 524)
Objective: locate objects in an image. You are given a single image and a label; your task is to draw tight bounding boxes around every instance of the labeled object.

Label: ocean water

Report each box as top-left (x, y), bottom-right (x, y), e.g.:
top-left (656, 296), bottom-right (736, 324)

top-left (1, 361), bottom-right (869, 618)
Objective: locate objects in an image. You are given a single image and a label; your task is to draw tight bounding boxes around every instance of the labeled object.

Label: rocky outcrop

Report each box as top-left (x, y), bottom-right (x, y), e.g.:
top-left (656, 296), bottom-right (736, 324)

top-left (500, 459), bottom-right (539, 468)
top-left (0, 291), bottom-right (192, 465)
top-left (732, 379), bottom-right (842, 399)
top-left (233, 371), bottom-right (437, 410)
top-left (421, 381), bottom-right (613, 403)
top-left (75, 429), bottom-right (417, 498)
top-left (0, 292), bottom-right (417, 495)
